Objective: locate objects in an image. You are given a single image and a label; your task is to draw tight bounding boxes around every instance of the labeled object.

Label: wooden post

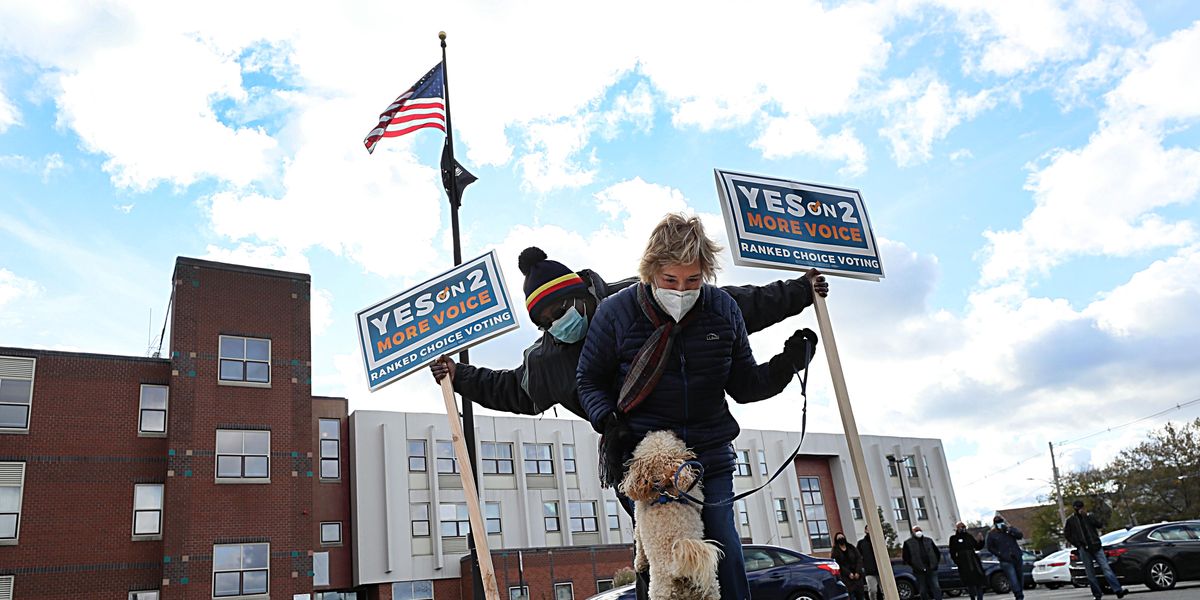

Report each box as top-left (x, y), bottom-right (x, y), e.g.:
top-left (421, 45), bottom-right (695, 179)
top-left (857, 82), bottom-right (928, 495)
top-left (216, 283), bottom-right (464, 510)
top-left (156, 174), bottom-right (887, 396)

top-left (812, 283), bottom-right (900, 600)
top-left (440, 376), bottom-right (501, 600)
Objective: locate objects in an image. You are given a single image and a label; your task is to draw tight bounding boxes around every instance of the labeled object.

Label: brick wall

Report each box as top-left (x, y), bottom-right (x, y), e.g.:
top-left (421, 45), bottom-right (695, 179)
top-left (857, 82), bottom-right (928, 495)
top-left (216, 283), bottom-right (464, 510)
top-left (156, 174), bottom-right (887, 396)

top-left (461, 545), bottom-right (635, 600)
top-left (794, 455), bottom-right (843, 558)
top-left (314, 396), bottom-right (352, 591)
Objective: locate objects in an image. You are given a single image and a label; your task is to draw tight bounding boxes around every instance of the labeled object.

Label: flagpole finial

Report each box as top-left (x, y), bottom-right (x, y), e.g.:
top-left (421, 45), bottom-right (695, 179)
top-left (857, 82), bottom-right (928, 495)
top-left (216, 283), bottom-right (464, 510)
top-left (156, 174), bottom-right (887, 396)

top-left (439, 31), bottom-right (447, 41)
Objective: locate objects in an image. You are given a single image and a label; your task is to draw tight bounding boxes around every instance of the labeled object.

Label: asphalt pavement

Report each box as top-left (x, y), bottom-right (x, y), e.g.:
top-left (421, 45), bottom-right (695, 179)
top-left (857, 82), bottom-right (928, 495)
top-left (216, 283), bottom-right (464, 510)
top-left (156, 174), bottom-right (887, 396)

top-left (996, 582), bottom-right (1200, 600)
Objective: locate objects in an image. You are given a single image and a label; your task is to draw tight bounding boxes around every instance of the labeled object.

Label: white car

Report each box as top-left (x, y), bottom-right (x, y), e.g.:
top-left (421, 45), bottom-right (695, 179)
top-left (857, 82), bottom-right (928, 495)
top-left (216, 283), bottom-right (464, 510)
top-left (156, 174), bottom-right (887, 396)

top-left (1033, 548), bottom-right (1073, 589)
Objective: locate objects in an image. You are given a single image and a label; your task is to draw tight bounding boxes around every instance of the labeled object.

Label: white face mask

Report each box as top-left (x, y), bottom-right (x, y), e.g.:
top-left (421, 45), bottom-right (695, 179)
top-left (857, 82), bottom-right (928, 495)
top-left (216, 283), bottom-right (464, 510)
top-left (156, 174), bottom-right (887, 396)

top-left (914, 531), bottom-right (924, 538)
top-left (653, 286), bottom-right (700, 321)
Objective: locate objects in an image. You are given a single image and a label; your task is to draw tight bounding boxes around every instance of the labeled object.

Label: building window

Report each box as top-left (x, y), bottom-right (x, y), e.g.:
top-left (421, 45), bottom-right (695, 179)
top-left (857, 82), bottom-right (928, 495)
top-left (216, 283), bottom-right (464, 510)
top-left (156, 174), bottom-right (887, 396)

top-left (563, 444), bottom-right (577, 474)
top-left (851, 497), bottom-right (863, 520)
top-left (212, 542), bottom-right (269, 597)
top-left (319, 419), bottom-right (340, 479)
top-left (734, 449), bottom-right (751, 477)
top-left (481, 442), bottom-right (514, 474)
top-left (524, 443), bottom-right (553, 474)
top-left (773, 498), bottom-right (789, 523)
top-left (606, 499), bottom-right (620, 530)
top-left (436, 441), bottom-right (459, 474)
top-left (915, 496), bottom-right (929, 521)
top-left (138, 385), bottom-right (168, 435)
top-left (318, 594), bottom-right (359, 600)
top-left (408, 440), bottom-right (427, 472)
top-left (218, 335), bottom-right (271, 384)
top-left (509, 586), bottom-right (530, 600)
top-left (757, 449), bottom-right (769, 476)
top-left (569, 501), bottom-right (598, 533)
top-left (799, 476), bottom-right (830, 549)
top-left (544, 501), bottom-right (560, 532)
top-left (905, 455), bottom-right (919, 478)
top-left (439, 503), bottom-right (470, 537)
top-left (0, 356), bottom-right (35, 431)
top-left (321, 522), bottom-right (342, 545)
top-left (596, 580), bottom-right (614, 593)
top-left (132, 483), bottom-right (163, 537)
top-left (393, 581), bottom-right (434, 600)
top-left (0, 462), bottom-right (25, 541)
top-left (129, 591), bottom-right (159, 600)
top-left (892, 497), bottom-right (909, 522)
top-left (216, 429), bottom-right (270, 480)
top-left (314, 551), bottom-right (329, 586)
top-left (485, 502), bottom-right (502, 534)
top-left (887, 458), bottom-right (899, 477)
top-left (735, 499), bottom-right (750, 528)
top-left (554, 582), bottom-right (574, 600)
top-left (411, 503), bottom-right (430, 537)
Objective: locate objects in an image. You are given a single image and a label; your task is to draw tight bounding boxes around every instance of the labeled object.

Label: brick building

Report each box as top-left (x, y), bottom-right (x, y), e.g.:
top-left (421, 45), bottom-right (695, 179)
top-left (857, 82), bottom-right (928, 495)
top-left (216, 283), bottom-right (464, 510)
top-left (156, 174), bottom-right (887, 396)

top-left (0, 257), bottom-right (355, 599)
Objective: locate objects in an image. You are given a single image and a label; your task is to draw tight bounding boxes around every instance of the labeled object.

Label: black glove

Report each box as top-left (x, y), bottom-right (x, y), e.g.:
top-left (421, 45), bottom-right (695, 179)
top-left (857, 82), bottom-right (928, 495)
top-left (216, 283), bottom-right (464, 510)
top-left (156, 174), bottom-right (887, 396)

top-left (769, 328), bottom-right (818, 383)
top-left (598, 411), bottom-right (636, 488)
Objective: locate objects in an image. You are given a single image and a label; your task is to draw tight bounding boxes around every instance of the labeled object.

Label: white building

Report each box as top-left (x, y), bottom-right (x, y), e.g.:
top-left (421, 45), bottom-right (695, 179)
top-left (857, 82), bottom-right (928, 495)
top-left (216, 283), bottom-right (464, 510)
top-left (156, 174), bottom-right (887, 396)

top-left (349, 411), bottom-right (961, 593)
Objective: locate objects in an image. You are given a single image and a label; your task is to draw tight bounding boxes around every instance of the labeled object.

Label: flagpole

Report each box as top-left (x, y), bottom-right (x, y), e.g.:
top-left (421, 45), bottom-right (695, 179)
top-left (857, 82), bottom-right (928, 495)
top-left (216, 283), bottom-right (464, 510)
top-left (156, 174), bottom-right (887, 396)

top-left (440, 30), bottom-right (491, 600)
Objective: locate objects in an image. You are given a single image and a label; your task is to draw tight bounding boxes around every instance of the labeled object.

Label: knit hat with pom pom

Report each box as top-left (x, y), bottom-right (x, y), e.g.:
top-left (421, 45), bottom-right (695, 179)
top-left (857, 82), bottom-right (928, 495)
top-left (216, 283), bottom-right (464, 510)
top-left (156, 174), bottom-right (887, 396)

top-left (518, 247), bottom-right (588, 320)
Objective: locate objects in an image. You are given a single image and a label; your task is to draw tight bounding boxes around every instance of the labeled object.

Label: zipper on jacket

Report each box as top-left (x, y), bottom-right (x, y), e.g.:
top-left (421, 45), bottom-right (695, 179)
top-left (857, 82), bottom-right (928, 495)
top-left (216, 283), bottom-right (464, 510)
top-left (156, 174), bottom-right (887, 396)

top-left (680, 340), bottom-right (689, 443)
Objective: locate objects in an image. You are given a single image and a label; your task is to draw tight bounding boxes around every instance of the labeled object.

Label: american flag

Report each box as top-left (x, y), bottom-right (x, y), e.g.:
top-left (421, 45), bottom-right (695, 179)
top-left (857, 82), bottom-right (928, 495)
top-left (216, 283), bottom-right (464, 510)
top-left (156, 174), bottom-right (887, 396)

top-left (363, 62), bottom-right (446, 154)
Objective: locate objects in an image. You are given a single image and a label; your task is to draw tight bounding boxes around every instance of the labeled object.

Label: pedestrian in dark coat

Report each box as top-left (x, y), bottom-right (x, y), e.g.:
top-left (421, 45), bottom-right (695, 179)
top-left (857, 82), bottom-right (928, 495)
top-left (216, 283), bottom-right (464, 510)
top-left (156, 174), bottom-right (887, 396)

top-left (578, 214), bottom-right (820, 600)
top-left (1064, 499), bottom-right (1127, 600)
top-left (948, 522), bottom-right (985, 600)
top-left (985, 515), bottom-right (1025, 600)
top-left (831, 532), bottom-right (866, 600)
top-left (902, 526), bottom-right (943, 600)
top-left (858, 531), bottom-right (883, 600)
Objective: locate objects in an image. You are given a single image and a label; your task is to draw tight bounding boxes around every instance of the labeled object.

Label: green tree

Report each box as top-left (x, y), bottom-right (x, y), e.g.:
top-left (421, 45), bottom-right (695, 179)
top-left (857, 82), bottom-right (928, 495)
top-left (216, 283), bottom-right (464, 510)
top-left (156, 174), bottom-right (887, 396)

top-left (877, 506), bottom-right (900, 557)
top-left (1107, 418), bottom-right (1200, 523)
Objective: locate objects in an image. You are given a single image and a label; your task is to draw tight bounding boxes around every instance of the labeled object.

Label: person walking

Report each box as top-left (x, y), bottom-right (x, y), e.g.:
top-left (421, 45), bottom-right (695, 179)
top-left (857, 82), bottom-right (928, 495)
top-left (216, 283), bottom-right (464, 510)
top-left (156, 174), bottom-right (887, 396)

top-left (985, 515), bottom-right (1025, 600)
top-left (578, 213), bottom-right (819, 600)
top-left (948, 521), bottom-right (986, 600)
top-left (902, 526), bottom-right (943, 600)
top-left (858, 529), bottom-right (883, 600)
top-left (831, 531), bottom-right (866, 600)
top-left (1064, 499), bottom-right (1128, 600)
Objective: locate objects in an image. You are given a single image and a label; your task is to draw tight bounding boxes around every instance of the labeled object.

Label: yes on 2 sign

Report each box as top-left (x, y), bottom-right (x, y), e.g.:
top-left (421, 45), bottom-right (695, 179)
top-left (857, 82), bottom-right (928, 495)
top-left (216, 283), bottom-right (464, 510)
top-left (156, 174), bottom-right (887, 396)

top-left (714, 169), bottom-right (885, 280)
top-left (355, 251), bottom-right (519, 391)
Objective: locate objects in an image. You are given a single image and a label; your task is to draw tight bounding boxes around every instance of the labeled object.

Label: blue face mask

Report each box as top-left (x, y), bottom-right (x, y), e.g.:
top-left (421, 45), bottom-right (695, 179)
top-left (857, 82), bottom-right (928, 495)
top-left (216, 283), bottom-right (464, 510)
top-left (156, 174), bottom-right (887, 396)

top-left (547, 305), bottom-right (588, 344)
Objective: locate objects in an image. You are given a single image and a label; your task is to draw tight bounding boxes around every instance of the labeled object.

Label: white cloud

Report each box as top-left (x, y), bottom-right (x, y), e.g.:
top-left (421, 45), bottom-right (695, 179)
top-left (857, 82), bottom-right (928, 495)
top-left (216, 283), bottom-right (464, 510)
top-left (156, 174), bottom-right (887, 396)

top-left (0, 86), bottom-right (18, 132)
top-left (0, 268), bottom-right (40, 312)
top-left (311, 287), bottom-right (334, 337)
top-left (201, 242), bottom-right (311, 274)
top-left (1103, 22), bottom-right (1200, 126)
top-left (1086, 245), bottom-right (1200, 338)
top-left (114, 203), bottom-right (135, 214)
top-left (516, 115), bottom-right (598, 193)
top-left (753, 117), bottom-right (868, 176)
top-left (879, 76), bottom-right (996, 166)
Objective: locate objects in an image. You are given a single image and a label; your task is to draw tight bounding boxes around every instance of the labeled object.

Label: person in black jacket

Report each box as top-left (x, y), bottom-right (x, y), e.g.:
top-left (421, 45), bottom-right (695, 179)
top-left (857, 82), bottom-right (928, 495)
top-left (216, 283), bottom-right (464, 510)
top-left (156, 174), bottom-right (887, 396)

top-left (1064, 500), bottom-right (1127, 600)
top-left (858, 530), bottom-right (884, 600)
top-left (430, 246), bottom-right (827, 421)
top-left (985, 515), bottom-right (1025, 600)
top-left (948, 521), bottom-right (985, 600)
top-left (578, 214), bottom-right (820, 600)
top-left (831, 532), bottom-right (866, 600)
top-left (902, 526), bottom-right (943, 600)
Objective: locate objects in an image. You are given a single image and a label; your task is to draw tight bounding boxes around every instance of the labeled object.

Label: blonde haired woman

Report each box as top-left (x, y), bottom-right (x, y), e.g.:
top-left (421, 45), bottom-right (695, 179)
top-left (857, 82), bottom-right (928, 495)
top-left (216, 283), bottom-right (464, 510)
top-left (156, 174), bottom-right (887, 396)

top-left (578, 213), bottom-right (819, 600)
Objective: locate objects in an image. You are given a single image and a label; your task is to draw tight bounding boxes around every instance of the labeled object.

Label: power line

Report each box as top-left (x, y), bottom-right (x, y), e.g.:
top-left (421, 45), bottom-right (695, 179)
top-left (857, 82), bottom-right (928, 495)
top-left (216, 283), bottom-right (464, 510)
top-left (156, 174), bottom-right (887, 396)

top-left (961, 394), bottom-right (1200, 488)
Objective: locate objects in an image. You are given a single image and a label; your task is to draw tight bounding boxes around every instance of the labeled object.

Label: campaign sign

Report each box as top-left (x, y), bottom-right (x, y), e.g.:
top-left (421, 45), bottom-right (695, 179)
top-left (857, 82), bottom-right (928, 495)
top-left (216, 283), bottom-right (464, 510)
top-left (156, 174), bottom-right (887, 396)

top-left (356, 251), bottom-right (519, 391)
top-left (714, 169), bottom-right (885, 280)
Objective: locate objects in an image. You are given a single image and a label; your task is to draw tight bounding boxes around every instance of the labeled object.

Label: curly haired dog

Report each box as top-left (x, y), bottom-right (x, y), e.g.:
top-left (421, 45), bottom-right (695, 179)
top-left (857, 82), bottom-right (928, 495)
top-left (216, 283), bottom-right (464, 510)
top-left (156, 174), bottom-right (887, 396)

top-left (619, 431), bottom-right (722, 600)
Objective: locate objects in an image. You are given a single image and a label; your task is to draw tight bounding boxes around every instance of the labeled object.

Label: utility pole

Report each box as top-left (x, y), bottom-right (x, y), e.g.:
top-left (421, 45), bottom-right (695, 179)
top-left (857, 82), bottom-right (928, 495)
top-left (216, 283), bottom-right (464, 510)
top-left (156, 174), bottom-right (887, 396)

top-left (1049, 441), bottom-right (1067, 525)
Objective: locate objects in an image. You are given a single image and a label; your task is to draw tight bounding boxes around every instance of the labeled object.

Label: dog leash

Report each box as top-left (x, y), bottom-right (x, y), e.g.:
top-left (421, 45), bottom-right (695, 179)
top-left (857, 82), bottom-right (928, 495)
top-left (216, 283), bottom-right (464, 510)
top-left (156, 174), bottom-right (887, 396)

top-left (672, 342), bottom-right (811, 508)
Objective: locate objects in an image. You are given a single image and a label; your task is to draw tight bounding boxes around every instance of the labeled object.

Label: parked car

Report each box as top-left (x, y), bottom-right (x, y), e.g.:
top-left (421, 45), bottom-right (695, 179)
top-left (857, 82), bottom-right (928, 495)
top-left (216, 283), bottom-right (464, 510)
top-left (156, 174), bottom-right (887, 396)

top-left (978, 549), bottom-right (1038, 589)
top-left (891, 548), bottom-right (1013, 598)
top-left (1068, 520), bottom-right (1200, 591)
top-left (585, 544), bottom-right (849, 600)
top-left (1033, 548), bottom-right (1074, 589)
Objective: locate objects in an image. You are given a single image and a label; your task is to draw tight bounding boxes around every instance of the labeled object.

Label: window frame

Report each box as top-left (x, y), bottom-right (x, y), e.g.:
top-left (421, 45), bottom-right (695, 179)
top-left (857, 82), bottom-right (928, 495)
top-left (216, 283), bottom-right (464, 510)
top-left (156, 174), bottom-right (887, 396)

top-left (734, 449), bottom-right (752, 477)
top-left (757, 449), bottom-right (768, 477)
top-left (0, 462), bottom-right (25, 544)
top-left (137, 384), bottom-right (169, 437)
top-left (408, 440), bottom-right (427, 472)
top-left (563, 444), bottom-right (577, 474)
top-left (543, 501), bottom-right (560, 532)
top-left (773, 498), bottom-right (789, 523)
top-left (435, 440), bottom-right (459, 474)
top-left (799, 476), bottom-right (831, 549)
top-left (411, 503), bottom-right (431, 538)
top-left (509, 586), bottom-right (530, 600)
top-left (217, 335), bottom-right (272, 387)
top-left (914, 496), bottom-right (929, 521)
top-left (524, 443), bottom-right (554, 475)
top-left (320, 521), bottom-right (343, 546)
top-left (736, 498), bottom-right (750, 528)
top-left (212, 541), bottom-right (270, 598)
top-left (605, 499), bottom-right (620, 530)
top-left (393, 581), bottom-right (434, 600)
top-left (568, 500), bottom-right (598, 533)
top-left (131, 483), bottom-right (164, 539)
top-left (128, 592), bottom-right (160, 600)
top-left (0, 356), bottom-right (35, 433)
top-left (554, 582), bottom-right (574, 600)
top-left (481, 441), bottom-right (514, 475)
top-left (904, 455), bottom-right (919, 478)
top-left (892, 496), bottom-right (909, 522)
top-left (439, 502), bottom-right (470, 538)
top-left (319, 419), bottom-right (340, 481)
top-left (851, 497), bottom-right (864, 520)
top-left (596, 580), bottom-right (614, 593)
top-left (215, 429), bottom-right (271, 483)
top-left (485, 501), bottom-right (502, 534)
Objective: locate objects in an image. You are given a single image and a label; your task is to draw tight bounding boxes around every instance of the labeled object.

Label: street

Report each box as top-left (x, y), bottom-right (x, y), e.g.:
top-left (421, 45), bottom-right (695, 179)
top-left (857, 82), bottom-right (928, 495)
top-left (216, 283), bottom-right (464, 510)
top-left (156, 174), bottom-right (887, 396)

top-left (991, 582), bottom-right (1200, 600)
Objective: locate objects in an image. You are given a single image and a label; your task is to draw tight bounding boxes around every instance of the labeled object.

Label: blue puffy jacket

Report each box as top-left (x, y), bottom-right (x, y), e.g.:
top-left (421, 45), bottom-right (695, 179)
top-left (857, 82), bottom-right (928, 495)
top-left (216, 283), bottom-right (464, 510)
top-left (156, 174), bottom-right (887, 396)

top-left (576, 283), bottom-right (793, 473)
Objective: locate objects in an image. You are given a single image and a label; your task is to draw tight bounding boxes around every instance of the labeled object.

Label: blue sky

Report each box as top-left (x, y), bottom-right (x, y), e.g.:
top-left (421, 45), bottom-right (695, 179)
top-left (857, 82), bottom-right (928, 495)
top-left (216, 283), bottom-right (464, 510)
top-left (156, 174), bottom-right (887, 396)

top-left (2, 1), bottom-right (1199, 522)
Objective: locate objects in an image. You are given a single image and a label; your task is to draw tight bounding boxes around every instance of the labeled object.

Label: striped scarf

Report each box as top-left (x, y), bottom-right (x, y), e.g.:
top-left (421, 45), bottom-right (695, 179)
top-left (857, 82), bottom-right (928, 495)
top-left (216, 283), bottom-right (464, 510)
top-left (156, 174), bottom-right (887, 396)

top-left (598, 283), bottom-right (699, 487)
